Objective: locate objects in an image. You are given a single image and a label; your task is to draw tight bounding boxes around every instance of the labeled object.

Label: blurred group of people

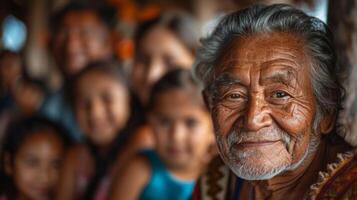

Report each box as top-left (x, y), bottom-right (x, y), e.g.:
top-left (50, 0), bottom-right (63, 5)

top-left (0, 1), bottom-right (215, 200)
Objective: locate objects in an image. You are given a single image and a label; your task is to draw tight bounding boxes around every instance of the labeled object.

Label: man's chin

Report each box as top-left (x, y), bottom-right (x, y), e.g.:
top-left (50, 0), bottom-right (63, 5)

top-left (222, 152), bottom-right (291, 180)
top-left (229, 161), bottom-right (289, 180)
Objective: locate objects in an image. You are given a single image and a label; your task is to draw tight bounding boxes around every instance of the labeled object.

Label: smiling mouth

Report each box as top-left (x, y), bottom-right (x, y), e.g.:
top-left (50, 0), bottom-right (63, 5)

top-left (234, 140), bottom-right (281, 149)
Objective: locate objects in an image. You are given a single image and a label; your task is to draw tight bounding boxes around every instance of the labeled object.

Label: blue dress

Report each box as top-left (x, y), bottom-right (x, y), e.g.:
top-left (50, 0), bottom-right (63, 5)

top-left (139, 150), bottom-right (195, 200)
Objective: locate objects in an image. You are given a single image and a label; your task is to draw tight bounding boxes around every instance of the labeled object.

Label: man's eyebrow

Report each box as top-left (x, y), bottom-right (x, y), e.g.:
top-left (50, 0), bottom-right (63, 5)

top-left (261, 69), bottom-right (297, 86)
top-left (205, 72), bottom-right (242, 100)
top-left (213, 72), bottom-right (242, 86)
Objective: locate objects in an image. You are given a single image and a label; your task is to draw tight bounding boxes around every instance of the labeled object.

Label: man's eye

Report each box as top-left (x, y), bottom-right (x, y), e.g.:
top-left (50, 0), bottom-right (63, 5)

top-left (226, 93), bottom-right (242, 100)
top-left (272, 91), bottom-right (290, 98)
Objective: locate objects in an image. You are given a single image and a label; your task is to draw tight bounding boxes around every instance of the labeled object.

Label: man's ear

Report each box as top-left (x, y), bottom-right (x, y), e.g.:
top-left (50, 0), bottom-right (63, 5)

top-left (319, 113), bottom-right (336, 134)
top-left (202, 90), bottom-right (211, 111)
top-left (4, 153), bottom-right (13, 176)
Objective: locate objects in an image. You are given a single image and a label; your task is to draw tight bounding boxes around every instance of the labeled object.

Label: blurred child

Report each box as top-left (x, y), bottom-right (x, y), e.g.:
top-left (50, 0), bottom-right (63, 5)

top-left (0, 116), bottom-right (70, 200)
top-left (131, 11), bottom-right (198, 105)
top-left (0, 50), bottom-right (44, 115)
top-left (0, 51), bottom-right (45, 141)
top-left (56, 60), bottom-right (135, 200)
top-left (110, 69), bottom-right (215, 200)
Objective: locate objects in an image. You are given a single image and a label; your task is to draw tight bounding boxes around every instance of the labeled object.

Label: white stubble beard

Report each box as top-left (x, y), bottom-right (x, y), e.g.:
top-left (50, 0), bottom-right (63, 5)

top-left (216, 125), bottom-right (319, 180)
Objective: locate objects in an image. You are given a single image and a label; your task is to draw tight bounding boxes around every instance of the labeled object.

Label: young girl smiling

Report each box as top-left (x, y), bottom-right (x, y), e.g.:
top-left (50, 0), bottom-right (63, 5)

top-left (110, 69), bottom-right (215, 200)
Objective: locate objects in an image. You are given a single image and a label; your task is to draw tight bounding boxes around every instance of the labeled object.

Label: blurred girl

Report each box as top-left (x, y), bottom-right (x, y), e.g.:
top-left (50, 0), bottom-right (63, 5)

top-left (110, 69), bottom-right (215, 200)
top-left (56, 60), bottom-right (135, 200)
top-left (0, 116), bottom-right (70, 200)
top-left (131, 11), bottom-right (198, 105)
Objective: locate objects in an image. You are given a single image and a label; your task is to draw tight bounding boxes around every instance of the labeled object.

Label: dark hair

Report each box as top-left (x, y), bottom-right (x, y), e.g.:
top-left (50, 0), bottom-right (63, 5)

top-left (194, 4), bottom-right (344, 132)
top-left (50, 1), bottom-right (117, 34)
top-left (134, 11), bottom-right (199, 55)
top-left (69, 59), bottom-right (128, 105)
top-left (0, 116), bottom-right (71, 197)
top-left (147, 68), bottom-right (205, 111)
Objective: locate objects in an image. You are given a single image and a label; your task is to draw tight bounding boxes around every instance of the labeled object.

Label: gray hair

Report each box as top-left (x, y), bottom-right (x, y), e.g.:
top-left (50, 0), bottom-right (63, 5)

top-left (194, 4), bottom-right (344, 127)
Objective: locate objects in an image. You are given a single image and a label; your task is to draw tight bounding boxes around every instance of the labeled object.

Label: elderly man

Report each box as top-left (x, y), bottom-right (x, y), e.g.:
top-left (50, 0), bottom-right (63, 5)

top-left (192, 4), bottom-right (356, 200)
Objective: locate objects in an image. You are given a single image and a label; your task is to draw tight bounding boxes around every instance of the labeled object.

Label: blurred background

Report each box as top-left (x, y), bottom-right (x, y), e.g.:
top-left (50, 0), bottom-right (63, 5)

top-left (0, 0), bottom-right (339, 91)
top-left (1, 0), bottom-right (355, 128)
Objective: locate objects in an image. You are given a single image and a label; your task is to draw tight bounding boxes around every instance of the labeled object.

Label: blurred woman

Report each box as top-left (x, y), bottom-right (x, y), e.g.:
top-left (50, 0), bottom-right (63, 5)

top-left (131, 11), bottom-right (198, 105)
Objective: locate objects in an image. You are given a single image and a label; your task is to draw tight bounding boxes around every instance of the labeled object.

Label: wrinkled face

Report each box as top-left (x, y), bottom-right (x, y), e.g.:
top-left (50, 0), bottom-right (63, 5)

top-left (132, 26), bottom-right (194, 104)
top-left (53, 11), bottom-right (112, 77)
top-left (149, 89), bottom-right (214, 169)
top-left (9, 130), bottom-right (64, 200)
top-left (75, 71), bottom-right (129, 147)
top-left (208, 33), bottom-right (319, 180)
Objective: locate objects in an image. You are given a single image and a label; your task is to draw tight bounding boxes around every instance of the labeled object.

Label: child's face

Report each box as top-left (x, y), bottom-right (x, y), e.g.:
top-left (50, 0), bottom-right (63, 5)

top-left (9, 130), bottom-right (64, 200)
top-left (75, 71), bottom-right (129, 147)
top-left (149, 89), bottom-right (214, 169)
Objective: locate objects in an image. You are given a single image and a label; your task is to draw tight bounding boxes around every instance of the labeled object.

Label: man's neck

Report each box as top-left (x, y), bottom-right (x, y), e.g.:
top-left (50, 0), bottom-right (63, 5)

top-left (248, 139), bottom-right (328, 199)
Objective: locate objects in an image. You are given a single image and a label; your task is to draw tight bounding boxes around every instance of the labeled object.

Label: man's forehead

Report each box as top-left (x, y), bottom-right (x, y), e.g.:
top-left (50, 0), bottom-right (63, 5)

top-left (214, 32), bottom-right (309, 76)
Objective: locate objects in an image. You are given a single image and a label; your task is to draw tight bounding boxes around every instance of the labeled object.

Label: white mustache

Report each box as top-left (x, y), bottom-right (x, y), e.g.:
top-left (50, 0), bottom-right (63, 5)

top-left (227, 125), bottom-right (291, 149)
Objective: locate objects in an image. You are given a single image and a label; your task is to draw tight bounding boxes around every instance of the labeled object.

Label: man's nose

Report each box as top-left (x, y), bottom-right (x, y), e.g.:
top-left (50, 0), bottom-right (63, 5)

top-left (244, 95), bottom-right (272, 131)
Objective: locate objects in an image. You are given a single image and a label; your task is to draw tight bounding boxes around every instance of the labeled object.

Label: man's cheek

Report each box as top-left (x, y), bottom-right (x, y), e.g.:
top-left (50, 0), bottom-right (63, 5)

top-left (212, 104), bottom-right (243, 136)
top-left (270, 101), bottom-right (314, 137)
top-left (270, 104), bottom-right (315, 162)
